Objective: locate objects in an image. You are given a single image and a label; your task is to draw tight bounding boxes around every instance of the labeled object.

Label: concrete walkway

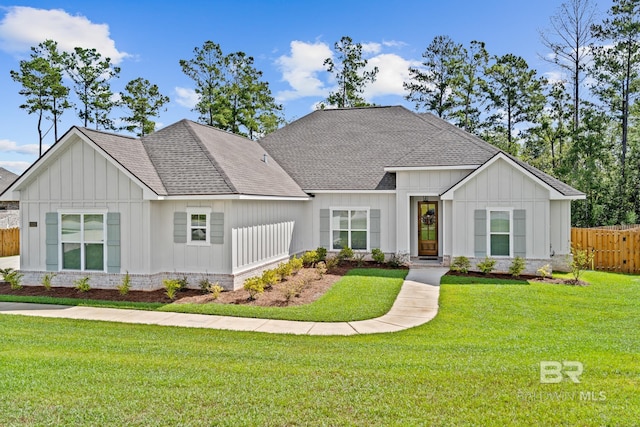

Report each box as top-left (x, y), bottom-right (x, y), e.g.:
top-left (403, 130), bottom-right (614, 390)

top-left (0, 265), bottom-right (447, 336)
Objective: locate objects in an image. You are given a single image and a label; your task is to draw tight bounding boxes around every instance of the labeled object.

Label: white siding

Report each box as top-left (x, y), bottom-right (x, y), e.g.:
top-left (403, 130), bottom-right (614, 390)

top-left (310, 193), bottom-right (396, 252)
top-left (550, 200), bottom-right (571, 257)
top-left (450, 158), bottom-right (550, 258)
top-left (19, 135), bottom-right (150, 273)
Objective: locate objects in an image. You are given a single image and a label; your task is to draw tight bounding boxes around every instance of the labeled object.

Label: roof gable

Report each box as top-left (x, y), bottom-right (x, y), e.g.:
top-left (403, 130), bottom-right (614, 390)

top-left (0, 167), bottom-right (18, 195)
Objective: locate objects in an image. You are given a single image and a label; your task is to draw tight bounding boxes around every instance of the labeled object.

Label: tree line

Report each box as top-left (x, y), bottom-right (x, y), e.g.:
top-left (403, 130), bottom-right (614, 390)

top-left (9, 0), bottom-right (640, 227)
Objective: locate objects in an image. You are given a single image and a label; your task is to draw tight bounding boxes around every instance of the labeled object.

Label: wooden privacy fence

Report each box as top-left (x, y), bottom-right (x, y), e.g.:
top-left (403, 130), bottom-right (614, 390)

top-left (0, 227), bottom-right (20, 257)
top-left (571, 225), bottom-right (640, 274)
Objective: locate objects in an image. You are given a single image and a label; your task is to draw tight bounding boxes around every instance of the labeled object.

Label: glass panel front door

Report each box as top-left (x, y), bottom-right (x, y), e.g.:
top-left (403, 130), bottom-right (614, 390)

top-left (418, 202), bottom-right (438, 257)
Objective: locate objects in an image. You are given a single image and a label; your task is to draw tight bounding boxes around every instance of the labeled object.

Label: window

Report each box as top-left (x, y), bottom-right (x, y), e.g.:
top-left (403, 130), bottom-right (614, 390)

top-left (488, 210), bottom-right (512, 257)
top-left (60, 213), bottom-right (105, 271)
top-left (187, 208), bottom-right (210, 245)
top-left (331, 208), bottom-right (368, 250)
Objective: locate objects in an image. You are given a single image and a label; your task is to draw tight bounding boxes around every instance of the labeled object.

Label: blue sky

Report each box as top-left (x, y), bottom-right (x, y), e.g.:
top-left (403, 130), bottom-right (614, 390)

top-left (0, 0), bottom-right (612, 174)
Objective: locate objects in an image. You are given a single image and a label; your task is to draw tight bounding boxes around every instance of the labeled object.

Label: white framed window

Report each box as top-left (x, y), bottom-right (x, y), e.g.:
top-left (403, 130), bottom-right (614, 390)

top-left (330, 208), bottom-right (369, 251)
top-left (487, 208), bottom-right (513, 257)
top-left (186, 207), bottom-right (211, 245)
top-left (59, 210), bottom-right (107, 271)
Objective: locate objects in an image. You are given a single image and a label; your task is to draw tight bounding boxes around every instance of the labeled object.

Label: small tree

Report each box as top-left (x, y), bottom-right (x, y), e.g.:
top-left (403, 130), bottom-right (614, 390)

top-left (567, 244), bottom-right (594, 282)
top-left (120, 77), bottom-right (169, 136)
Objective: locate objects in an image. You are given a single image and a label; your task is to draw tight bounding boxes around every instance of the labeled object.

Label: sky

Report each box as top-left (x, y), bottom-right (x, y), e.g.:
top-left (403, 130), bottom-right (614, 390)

top-left (0, 0), bottom-right (613, 174)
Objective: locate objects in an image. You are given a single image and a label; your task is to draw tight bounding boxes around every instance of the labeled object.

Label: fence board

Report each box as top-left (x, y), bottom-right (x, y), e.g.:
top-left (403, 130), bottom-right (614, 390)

top-left (0, 227), bottom-right (20, 257)
top-left (572, 225), bottom-right (640, 274)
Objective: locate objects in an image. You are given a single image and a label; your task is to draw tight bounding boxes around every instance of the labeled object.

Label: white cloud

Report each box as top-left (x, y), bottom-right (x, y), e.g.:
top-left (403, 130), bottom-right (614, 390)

top-left (364, 53), bottom-right (418, 99)
top-left (0, 139), bottom-right (48, 156)
top-left (544, 70), bottom-right (566, 84)
top-left (0, 161), bottom-right (30, 174)
top-left (361, 42), bottom-right (382, 55)
top-left (174, 87), bottom-right (198, 109)
top-left (382, 40), bottom-right (408, 48)
top-left (275, 40), bottom-right (333, 101)
top-left (0, 6), bottom-right (129, 64)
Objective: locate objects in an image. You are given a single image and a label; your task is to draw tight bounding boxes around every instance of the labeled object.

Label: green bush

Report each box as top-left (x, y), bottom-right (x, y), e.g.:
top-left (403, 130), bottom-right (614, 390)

top-left (176, 275), bottom-right (189, 290)
top-left (337, 247), bottom-right (354, 263)
top-left (41, 272), bottom-right (57, 291)
top-left (118, 272), bottom-right (131, 295)
top-left (568, 244), bottom-right (594, 282)
top-left (74, 276), bottom-right (91, 292)
top-left (301, 250), bottom-right (318, 267)
top-left (388, 252), bottom-right (409, 269)
top-left (281, 279), bottom-right (305, 303)
top-left (261, 269), bottom-right (280, 288)
top-left (1, 268), bottom-right (24, 290)
top-left (450, 256), bottom-right (471, 274)
top-left (537, 264), bottom-right (552, 279)
top-left (508, 257), bottom-right (526, 277)
top-left (289, 256), bottom-right (304, 274)
top-left (243, 277), bottom-right (265, 300)
top-left (276, 262), bottom-right (293, 280)
top-left (325, 256), bottom-right (339, 272)
top-left (476, 257), bottom-right (497, 275)
top-left (163, 279), bottom-right (182, 300)
top-left (371, 248), bottom-right (385, 264)
top-left (316, 247), bottom-right (327, 262)
top-left (207, 283), bottom-right (224, 300)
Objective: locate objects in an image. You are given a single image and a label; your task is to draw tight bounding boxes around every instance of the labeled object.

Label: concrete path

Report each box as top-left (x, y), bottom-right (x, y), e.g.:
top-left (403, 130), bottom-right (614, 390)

top-left (0, 265), bottom-right (447, 336)
top-left (0, 255), bottom-right (19, 269)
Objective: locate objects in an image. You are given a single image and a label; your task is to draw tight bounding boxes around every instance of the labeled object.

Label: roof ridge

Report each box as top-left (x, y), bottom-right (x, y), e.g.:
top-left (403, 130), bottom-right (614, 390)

top-left (182, 121), bottom-right (239, 194)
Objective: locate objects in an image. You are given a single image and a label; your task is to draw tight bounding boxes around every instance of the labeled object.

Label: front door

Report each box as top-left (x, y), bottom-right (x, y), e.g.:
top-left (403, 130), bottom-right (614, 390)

top-left (418, 201), bottom-right (438, 257)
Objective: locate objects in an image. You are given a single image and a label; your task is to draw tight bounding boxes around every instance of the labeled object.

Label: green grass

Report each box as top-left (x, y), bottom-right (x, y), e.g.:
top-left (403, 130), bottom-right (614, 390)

top-left (0, 268), bottom-right (407, 322)
top-left (0, 270), bottom-right (638, 425)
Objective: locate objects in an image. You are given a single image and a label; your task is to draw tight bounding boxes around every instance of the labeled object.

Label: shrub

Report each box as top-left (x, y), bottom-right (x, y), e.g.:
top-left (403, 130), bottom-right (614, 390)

top-left (199, 276), bottom-right (212, 292)
top-left (301, 250), bottom-right (318, 267)
top-left (325, 256), bottom-right (339, 272)
top-left (281, 279), bottom-right (305, 303)
top-left (276, 262), bottom-right (293, 280)
top-left (508, 256), bottom-right (526, 277)
top-left (261, 269), bottom-right (280, 289)
top-left (354, 252), bottom-right (366, 267)
top-left (289, 256), bottom-right (304, 274)
top-left (243, 277), bottom-right (265, 300)
top-left (208, 283), bottom-right (224, 300)
top-left (1, 268), bottom-right (23, 290)
top-left (316, 247), bottom-right (327, 262)
top-left (450, 256), bottom-right (471, 274)
top-left (176, 275), bottom-right (189, 290)
top-left (316, 261), bottom-right (327, 278)
top-left (388, 252), bottom-right (410, 268)
top-left (477, 257), bottom-right (497, 275)
top-left (118, 271), bottom-right (131, 295)
top-left (163, 279), bottom-right (182, 300)
top-left (537, 264), bottom-right (552, 279)
top-left (337, 247), bottom-right (354, 263)
top-left (371, 248), bottom-right (385, 264)
top-left (74, 276), bottom-right (91, 292)
top-left (567, 244), bottom-right (594, 282)
top-left (42, 272), bottom-right (57, 291)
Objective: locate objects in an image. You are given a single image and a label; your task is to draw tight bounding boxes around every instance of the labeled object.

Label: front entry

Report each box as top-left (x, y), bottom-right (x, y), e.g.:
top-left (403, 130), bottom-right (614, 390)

top-left (418, 201), bottom-right (438, 257)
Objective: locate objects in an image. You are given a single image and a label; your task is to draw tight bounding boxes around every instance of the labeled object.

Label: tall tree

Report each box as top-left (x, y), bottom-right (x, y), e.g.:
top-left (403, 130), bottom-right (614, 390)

top-left (10, 40), bottom-right (69, 157)
top-left (483, 54), bottom-right (547, 155)
top-left (590, 0), bottom-right (640, 221)
top-left (451, 40), bottom-right (489, 133)
top-left (64, 47), bottom-right (120, 130)
top-left (179, 41), bottom-right (282, 138)
top-left (540, 0), bottom-right (597, 131)
top-left (120, 78), bottom-right (170, 136)
top-left (404, 35), bottom-right (464, 118)
top-left (323, 36), bottom-right (378, 108)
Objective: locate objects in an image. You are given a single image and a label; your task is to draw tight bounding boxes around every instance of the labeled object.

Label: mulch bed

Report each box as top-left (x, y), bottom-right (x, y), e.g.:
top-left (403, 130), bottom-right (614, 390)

top-left (445, 270), bottom-right (588, 286)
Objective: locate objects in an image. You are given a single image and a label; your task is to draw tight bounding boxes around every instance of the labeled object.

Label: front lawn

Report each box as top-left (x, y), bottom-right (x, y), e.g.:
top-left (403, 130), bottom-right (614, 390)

top-left (0, 270), bottom-right (638, 425)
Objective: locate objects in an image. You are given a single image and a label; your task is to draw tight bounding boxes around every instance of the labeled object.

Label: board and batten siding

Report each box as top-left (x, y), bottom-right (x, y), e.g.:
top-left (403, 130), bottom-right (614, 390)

top-left (450, 157), bottom-right (550, 259)
top-left (18, 135), bottom-right (150, 273)
top-left (310, 193), bottom-right (396, 253)
top-left (550, 200), bottom-right (571, 257)
top-left (229, 200), bottom-right (309, 273)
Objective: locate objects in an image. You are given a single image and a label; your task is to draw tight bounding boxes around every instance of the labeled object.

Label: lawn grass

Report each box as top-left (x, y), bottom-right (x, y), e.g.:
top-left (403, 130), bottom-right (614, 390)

top-left (0, 270), bottom-right (638, 425)
top-left (0, 268), bottom-right (407, 322)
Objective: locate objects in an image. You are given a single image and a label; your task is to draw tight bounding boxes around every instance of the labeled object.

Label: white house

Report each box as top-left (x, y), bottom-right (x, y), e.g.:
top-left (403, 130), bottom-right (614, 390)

top-left (0, 106), bottom-right (584, 290)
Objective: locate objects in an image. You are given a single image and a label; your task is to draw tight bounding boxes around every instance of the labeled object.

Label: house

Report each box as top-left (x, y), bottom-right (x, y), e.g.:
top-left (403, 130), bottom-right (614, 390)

top-left (0, 167), bottom-right (19, 229)
top-left (0, 106), bottom-right (584, 290)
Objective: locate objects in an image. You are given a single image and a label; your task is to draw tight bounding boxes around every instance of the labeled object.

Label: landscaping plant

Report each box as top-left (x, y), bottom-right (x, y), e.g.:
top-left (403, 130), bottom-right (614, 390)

top-left (276, 261), bottom-right (293, 280)
top-left (1, 268), bottom-right (23, 290)
top-left (450, 256), bottom-right (471, 274)
top-left (207, 283), bottom-right (224, 300)
top-left (261, 269), bottom-right (280, 289)
top-left (74, 276), bottom-right (91, 292)
top-left (118, 272), bottom-right (131, 295)
top-left (316, 246), bottom-right (327, 262)
top-left (301, 250), bottom-right (318, 267)
top-left (41, 272), bottom-right (57, 291)
top-left (163, 279), bottom-right (182, 300)
top-left (371, 248), bottom-right (385, 264)
top-left (316, 261), bottom-right (327, 278)
top-left (243, 277), bottom-right (265, 300)
top-left (508, 256), bottom-right (526, 277)
top-left (477, 257), bottom-right (497, 274)
top-left (537, 263), bottom-right (552, 279)
top-left (567, 244), bottom-right (594, 283)
top-left (289, 256), bottom-right (303, 274)
top-left (337, 246), bottom-right (354, 264)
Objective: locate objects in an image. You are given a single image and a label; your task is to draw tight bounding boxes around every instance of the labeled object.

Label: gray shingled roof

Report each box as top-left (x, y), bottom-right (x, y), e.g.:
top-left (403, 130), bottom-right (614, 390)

top-left (0, 167), bottom-right (18, 194)
top-left (79, 120), bottom-right (306, 198)
top-left (260, 105), bottom-right (583, 196)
